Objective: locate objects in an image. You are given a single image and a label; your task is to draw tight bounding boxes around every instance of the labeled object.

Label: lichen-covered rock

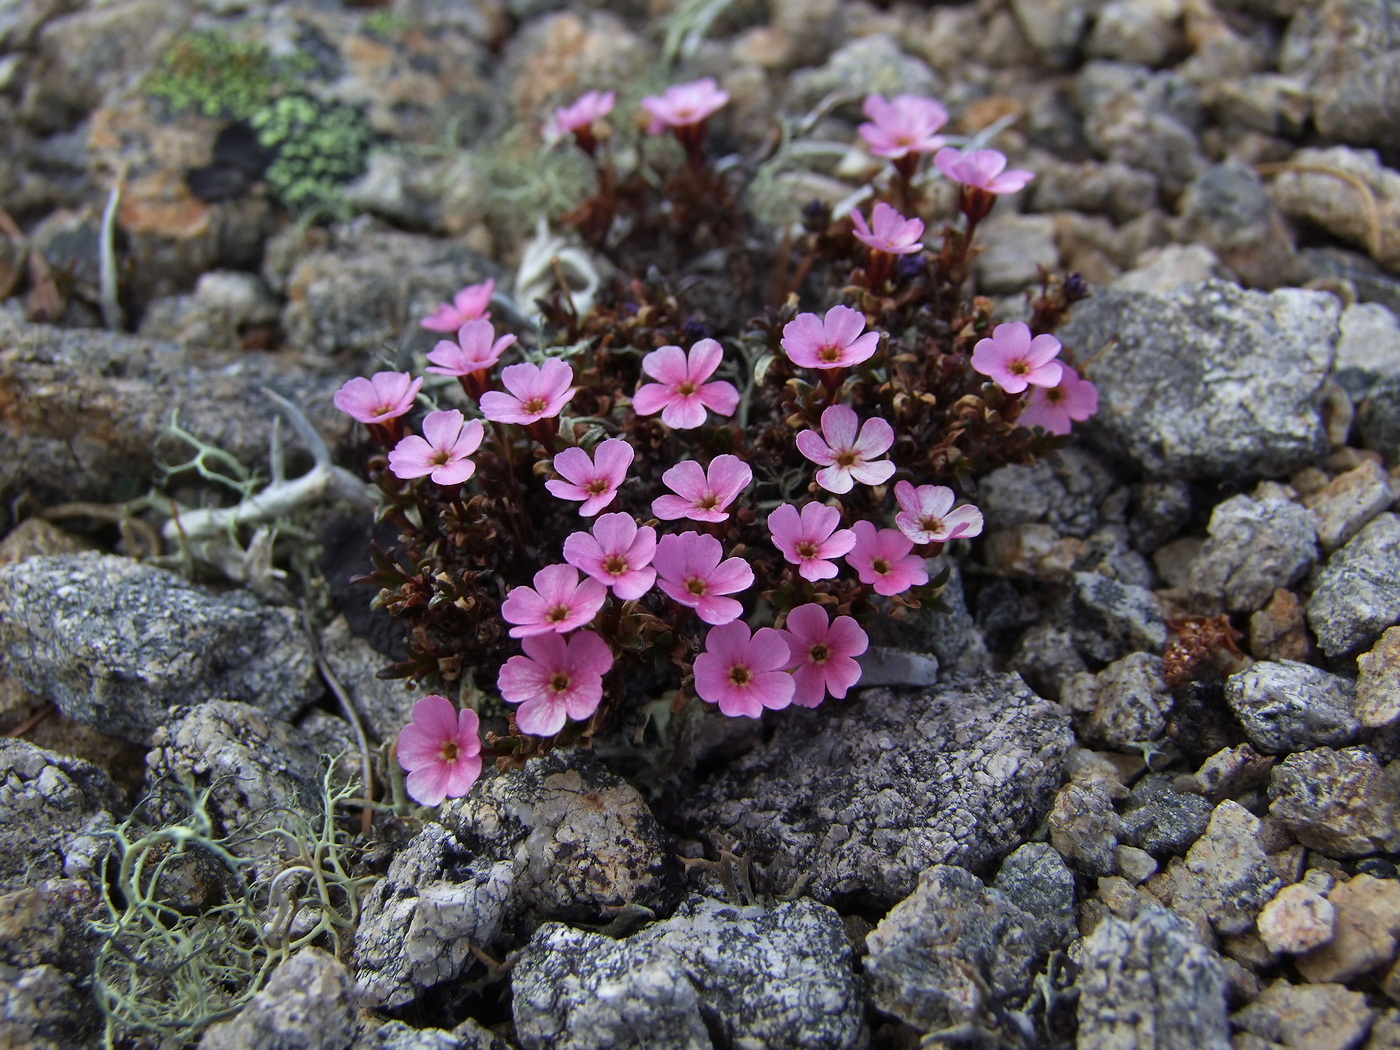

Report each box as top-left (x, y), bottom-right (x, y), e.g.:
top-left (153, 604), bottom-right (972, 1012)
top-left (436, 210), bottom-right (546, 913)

top-left (199, 948), bottom-right (357, 1050)
top-left (1188, 493), bottom-right (1318, 613)
top-left (1357, 626), bottom-right (1400, 728)
top-left (1231, 979), bottom-right (1376, 1050)
top-left (1307, 513), bottom-right (1400, 658)
top-left (1224, 660), bottom-right (1361, 754)
top-left (679, 675), bottom-right (1074, 906)
top-left (1268, 747), bottom-right (1400, 857)
top-left (978, 448), bottom-right (1122, 539)
top-left (1049, 774), bottom-right (1124, 876)
top-left (1118, 773), bottom-right (1214, 857)
top-left (318, 616), bottom-right (417, 745)
top-left (992, 843), bottom-right (1079, 958)
top-left (1058, 572), bottom-right (1166, 663)
top-left (1062, 652), bottom-right (1173, 749)
top-left (0, 963), bottom-right (99, 1050)
top-left (0, 879), bottom-right (103, 980)
top-left (0, 554), bottom-right (320, 743)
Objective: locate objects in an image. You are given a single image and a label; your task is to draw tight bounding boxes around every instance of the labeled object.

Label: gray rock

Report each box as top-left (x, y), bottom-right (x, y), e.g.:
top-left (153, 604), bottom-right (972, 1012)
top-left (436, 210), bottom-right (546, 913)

top-left (1336, 302), bottom-right (1400, 384)
top-left (0, 554), bottom-right (320, 743)
top-left (1057, 282), bottom-right (1338, 480)
top-left (1268, 147), bottom-right (1400, 273)
top-left (1063, 652), bottom-right (1173, 749)
top-left (1304, 459), bottom-right (1396, 553)
top-left (1059, 571), bottom-right (1166, 663)
top-left (512, 896), bottom-right (863, 1050)
top-left (354, 1022), bottom-right (465, 1050)
top-left (1129, 479), bottom-right (1193, 552)
top-left (1359, 375), bottom-right (1400, 465)
top-left (1211, 74), bottom-right (1310, 137)
top-left (1188, 492), bottom-right (1318, 613)
top-left (0, 963), bottom-right (98, 1050)
top-left (856, 648), bottom-right (939, 689)
top-left (1009, 0), bottom-right (1095, 66)
top-left (199, 948), bottom-right (357, 1050)
top-left (866, 559), bottom-right (991, 678)
top-left (0, 879), bottom-right (104, 978)
top-left (1111, 244), bottom-right (1225, 294)
top-left (1076, 904), bottom-right (1230, 1050)
top-left (1086, 0), bottom-right (1184, 67)
top-left (1224, 661), bottom-right (1361, 754)
top-left (1268, 746), bottom-right (1400, 857)
top-left (318, 617), bottom-right (417, 745)
top-left (784, 33), bottom-right (940, 111)
top-left (992, 843), bottom-right (1079, 958)
top-left (1314, 50), bottom-right (1400, 148)
top-left (1049, 774), bottom-right (1124, 875)
top-left (1231, 979), bottom-right (1376, 1050)
top-left (1008, 623), bottom-right (1090, 701)
top-left (1181, 800), bottom-right (1283, 936)
top-left (1176, 160), bottom-right (1304, 289)
top-left (679, 675), bottom-right (1074, 906)
top-left (978, 448), bottom-right (1122, 539)
top-left (1306, 513), bottom-right (1400, 657)
top-left (1356, 625), bottom-right (1400, 727)
top-left (1119, 773), bottom-right (1214, 857)
top-left (1026, 159), bottom-right (1160, 222)
top-left (865, 865), bottom-right (1038, 1031)
top-left (1077, 62), bottom-right (1207, 195)
top-left (974, 213), bottom-right (1060, 294)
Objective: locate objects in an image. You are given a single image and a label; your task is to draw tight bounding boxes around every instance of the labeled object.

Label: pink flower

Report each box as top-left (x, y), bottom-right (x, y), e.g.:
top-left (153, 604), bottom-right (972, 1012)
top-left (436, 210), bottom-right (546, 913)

top-left (1018, 364), bottom-right (1099, 436)
top-left (934, 147), bottom-right (1034, 195)
top-left (641, 78), bottom-right (729, 134)
top-left (971, 322), bottom-right (1063, 394)
top-left (545, 438), bottom-right (634, 516)
top-left (333, 371), bottom-right (422, 425)
top-left (563, 513), bottom-right (657, 601)
top-left (421, 279), bottom-right (494, 332)
top-left (847, 520), bottom-right (929, 596)
top-left (425, 320), bottom-right (517, 378)
top-left (851, 203), bottom-right (925, 256)
top-left (858, 94), bottom-right (949, 160)
top-left (654, 531), bottom-right (753, 625)
top-left (497, 631), bottom-right (613, 737)
top-left (501, 563), bottom-right (607, 638)
top-left (693, 621), bottom-right (794, 718)
top-left (632, 339), bottom-right (740, 429)
top-left (479, 359), bottom-right (576, 425)
top-left (778, 604), bottom-right (868, 708)
top-left (893, 482), bottom-right (984, 545)
top-left (795, 405), bottom-right (896, 494)
top-left (781, 305), bottom-right (880, 370)
top-left (767, 502), bottom-right (856, 582)
top-left (396, 695), bottom-right (482, 806)
top-left (387, 409), bottom-right (486, 486)
top-left (652, 455), bottom-right (752, 523)
top-left (545, 90), bottom-right (616, 143)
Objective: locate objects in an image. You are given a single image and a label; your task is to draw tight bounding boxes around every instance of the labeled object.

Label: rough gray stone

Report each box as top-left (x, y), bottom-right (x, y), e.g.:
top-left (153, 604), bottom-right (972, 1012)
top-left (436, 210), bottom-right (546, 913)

top-left (512, 896), bottom-right (863, 1050)
top-left (1305, 459), bottom-right (1396, 553)
top-left (978, 448), bottom-right (1121, 539)
top-left (1026, 159), bottom-right (1160, 222)
top-left (1357, 626), bottom-right (1400, 728)
top-left (1129, 479), bottom-right (1193, 552)
top-left (1268, 746), bottom-right (1400, 857)
top-left (1268, 147), bottom-right (1400, 273)
top-left (1232, 979), bottom-right (1376, 1050)
top-left (1314, 50), bottom-right (1400, 149)
top-left (199, 948), bottom-right (357, 1050)
top-left (318, 616), bottom-right (417, 745)
top-left (974, 213), bottom-right (1060, 294)
top-left (1056, 282), bottom-right (1338, 480)
top-left (1059, 571), bottom-right (1167, 663)
top-left (0, 962), bottom-right (98, 1050)
top-left (1182, 800), bottom-right (1283, 937)
top-left (1008, 623), bottom-right (1090, 701)
top-left (1119, 773), bottom-right (1214, 857)
top-left (353, 1018), bottom-right (511, 1050)
top-left (1176, 160), bottom-right (1303, 289)
top-left (1112, 244), bottom-right (1224, 294)
top-left (1085, 0), bottom-right (1184, 67)
top-left (1188, 493), bottom-right (1318, 613)
top-left (992, 843), bottom-right (1079, 958)
top-left (1063, 652), bottom-right (1173, 749)
top-left (680, 675), bottom-right (1074, 906)
top-left (1306, 513), bottom-right (1400, 657)
top-left (0, 554), bottom-right (320, 743)
top-left (1049, 774), bottom-right (1124, 876)
top-left (1077, 62), bottom-right (1207, 196)
top-left (784, 33), bottom-right (940, 111)
top-left (1336, 302), bottom-right (1400, 384)
top-left (1009, 0), bottom-right (1095, 66)
top-left (1224, 661), bottom-right (1361, 754)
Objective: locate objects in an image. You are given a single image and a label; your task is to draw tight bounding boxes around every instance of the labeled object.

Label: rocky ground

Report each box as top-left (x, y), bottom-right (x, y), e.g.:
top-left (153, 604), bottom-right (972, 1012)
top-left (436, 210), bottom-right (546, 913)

top-left (1, 0), bottom-right (1399, 1047)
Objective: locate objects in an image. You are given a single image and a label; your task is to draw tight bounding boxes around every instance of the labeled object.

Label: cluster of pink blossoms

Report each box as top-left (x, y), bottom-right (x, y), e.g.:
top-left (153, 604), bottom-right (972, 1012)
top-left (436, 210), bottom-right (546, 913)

top-left (971, 321), bottom-right (1098, 435)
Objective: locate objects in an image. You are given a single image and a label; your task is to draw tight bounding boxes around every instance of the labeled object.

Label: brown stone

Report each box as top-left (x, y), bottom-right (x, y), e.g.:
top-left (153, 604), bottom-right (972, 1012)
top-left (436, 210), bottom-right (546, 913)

top-left (1296, 875), bottom-right (1400, 984)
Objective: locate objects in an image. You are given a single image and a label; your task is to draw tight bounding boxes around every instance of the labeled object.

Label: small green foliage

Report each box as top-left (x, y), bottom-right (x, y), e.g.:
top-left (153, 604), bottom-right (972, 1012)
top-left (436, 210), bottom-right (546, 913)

top-left (362, 8), bottom-right (414, 40)
top-left (147, 30), bottom-right (280, 121)
top-left (250, 95), bottom-right (375, 215)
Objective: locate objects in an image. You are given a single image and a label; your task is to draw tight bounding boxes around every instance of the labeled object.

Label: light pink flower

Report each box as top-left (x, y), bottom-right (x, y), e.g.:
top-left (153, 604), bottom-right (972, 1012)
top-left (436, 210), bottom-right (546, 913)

top-left (387, 409), bottom-right (486, 486)
top-left (425, 320), bottom-right (517, 378)
top-left (654, 531), bottom-right (754, 625)
top-left (501, 563), bottom-right (607, 638)
top-left (971, 322), bottom-right (1063, 394)
top-left (333, 371), bottom-right (422, 425)
top-left (858, 94), bottom-right (949, 160)
top-left (693, 621), bottom-right (793, 718)
top-left (934, 147), bottom-right (1034, 195)
top-left (652, 455), bottom-right (752, 523)
top-left (641, 78), bottom-right (729, 134)
top-left (544, 90), bottom-right (616, 142)
top-left (563, 513), bottom-right (657, 601)
top-left (778, 604), bottom-right (868, 708)
top-left (847, 520), bottom-right (929, 596)
top-left (1017, 364), bottom-right (1099, 436)
top-left (767, 502), bottom-right (856, 582)
top-left (632, 339), bottom-right (740, 429)
top-left (497, 631), bottom-right (613, 737)
top-left (396, 695), bottom-right (482, 806)
top-left (545, 438), bottom-right (634, 516)
top-left (781, 305), bottom-right (880, 370)
top-left (795, 405), bottom-right (896, 494)
top-left (421, 279), bottom-right (494, 332)
top-left (851, 203), bottom-right (925, 255)
top-left (893, 482), bottom-right (984, 545)
top-left (479, 359), bottom-right (576, 425)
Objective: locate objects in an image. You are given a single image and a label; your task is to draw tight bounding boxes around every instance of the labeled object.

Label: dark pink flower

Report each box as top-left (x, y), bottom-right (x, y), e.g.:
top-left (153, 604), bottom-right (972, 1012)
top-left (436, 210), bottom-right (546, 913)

top-left (971, 322), bottom-right (1063, 394)
top-left (333, 371), bottom-right (422, 425)
top-left (893, 482), bottom-right (984, 546)
top-left (479, 359), bottom-right (576, 425)
top-left (654, 531), bottom-right (753, 625)
top-left (795, 405), bottom-right (896, 494)
top-left (546, 438), bottom-right (634, 516)
top-left (425, 320), bottom-right (517, 378)
top-left (387, 409), bottom-right (486, 486)
top-left (396, 695), bottom-right (482, 806)
top-left (652, 455), bottom-right (752, 523)
top-left (851, 203), bottom-right (925, 255)
top-left (497, 631), bottom-right (613, 737)
top-left (501, 563), bottom-right (607, 638)
top-left (632, 339), bottom-right (740, 429)
top-left (847, 520), bottom-right (929, 596)
top-left (421, 279), bottom-right (494, 332)
top-left (858, 94), bottom-right (949, 160)
top-left (544, 90), bottom-right (616, 143)
top-left (641, 78), bottom-right (729, 134)
top-left (781, 306), bottom-right (880, 370)
top-left (693, 621), bottom-right (793, 718)
top-left (563, 513), bottom-right (657, 601)
top-left (1018, 364), bottom-right (1099, 436)
top-left (767, 502), bottom-right (856, 582)
top-left (778, 603), bottom-right (868, 708)
top-left (934, 147), bottom-right (1034, 195)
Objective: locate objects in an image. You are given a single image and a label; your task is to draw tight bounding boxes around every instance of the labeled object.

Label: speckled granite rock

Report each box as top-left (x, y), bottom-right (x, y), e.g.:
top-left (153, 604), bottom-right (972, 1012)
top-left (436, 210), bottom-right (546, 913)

top-left (1188, 492), bottom-right (1318, 613)
top-left (992, 843), bottom-right (1078, 958)
top-left (1268, 746), bottom-right (1400, 857)
top-left (1061, 652), bottom-right (1173, 749)
top-left (199, 948), bottom-right (357, 1050)
top-left (1306, 513), bottom-right (1400, 658)
top-left (1357, 626), bottom-right (1400, 728)
top-left (1231, 979), bottom-right (1376, 1050)
top-left (1224, 661), bottom-right (1361, 754)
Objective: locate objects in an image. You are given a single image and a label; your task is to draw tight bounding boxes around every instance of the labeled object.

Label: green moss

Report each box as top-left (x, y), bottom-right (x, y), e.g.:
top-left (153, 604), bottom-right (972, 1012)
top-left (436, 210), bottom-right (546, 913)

top-left (250, 94), bottom-right (375, 216)
top-left (146, 29), bottom-right (280, 121)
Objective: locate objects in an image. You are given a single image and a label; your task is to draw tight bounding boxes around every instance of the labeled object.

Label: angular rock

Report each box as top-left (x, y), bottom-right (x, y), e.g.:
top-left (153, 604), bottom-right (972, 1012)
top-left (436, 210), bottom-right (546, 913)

top-left (1008, 623), bottom-right (1090, 701)
top-left (1295, 874), bottom-right (1400, 984)
top-left (978, 448), bottom-right (1121, 539)
top-left (1188, 493), bottom-right (1319, 613)
top-left (1268, 746), bottom-right (1400, 856)
top-left (1059, 571), bottom-right (1166, 663)
top-left (0, 963), bottom-right (98, 1050)
top-left (1359, 375), bottom-right (1400, 465)
top-left (1049, 774), bottom-right (1124, 876)
top-left (1336, 302), bottom-right (1400, 385)
top-left (199, 948), bottom-right (357, 1050)
top-left (1306, 513), bottom-right (1400, 657)
top-left (0, 879), bottom-right (103, 977)
top-left (1315, 51), bottom-right (1400, 158)
top-left (1062, 652), bottom-right (1173, 749)
top-left (1224, 661), bottom-right (1361, 754)
top-left (992, 843), bottom-right (1079, 958)
top-left (1182, 800), bottom-right (1282, 937)
top-left (1232, 980), bottom-right (1375, 1050)
top-left (1118, 773), bottom-right (1214, 857)
top-left (1077, 62), bottom-right (1207, 196)
top-left (1129, 479), bottom-right (1193, 553)
top-left (1357, 626), bottom-right (1400, 727)
top-left (1257, 882), bottom-right (1336, 956)
top-left (1187, 743), bottom-right (1276, 803)
top-left (318, 616), bottom-right (416, 745)
top-left (1176, 159), bottom-right (1303, 289)
top-left (1269, 147), bottom-right (1400, 273)
top-left (974, 213), bottom-right (1059, 294)
top-left (1249, 588), bottom-right (1316, 663)
top-left (1304, 459), bottom-right (1396, 553)
top-left (1086, 0), bottom-right (1185, 67)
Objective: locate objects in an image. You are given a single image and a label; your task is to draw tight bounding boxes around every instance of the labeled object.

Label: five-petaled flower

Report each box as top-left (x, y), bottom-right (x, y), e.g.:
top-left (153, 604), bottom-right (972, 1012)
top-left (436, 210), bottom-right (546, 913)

top-left (632, 339), bottom-right (740, 430)
top-left (641, 77), bottom-right (730, 134)
top-left (333, 370), bottom-right (422, 425)
top-left (426, 320), bottom-right (517, 400)
top-left (421, 279), bottom-right (494, 332)
top-left (652, 455), bottom-right (752, 522)
top-left (858, 94), bottom-right (949, 161)
top-left (694, 621), bottom-right (794, 718)
top-left (501, 563), bottom-right (607, 638)
top-left (546, 438), bottom-right (634, 516)
top-left (893, 482), bottom-right (984, 546)
top-left (778, 603), bottom-right (868, 708)
top-left (1018, 363), bottom-right (1099, 436)
top-left (480, 359), bottom-right (577, 426)
top-left (795, 405), bottom-right (896, 494)
top-left (654, 531), bottom-right (754, 625)
top-left (396, 695), bottom-right (482, 806)
top-left (387, 409), bottom-right (486, 487)
top-left (767, 502), bottom-right (856, 582)
top-left (847, 520), bottom-right (929, 596)
top-left (498, 631), bottom-right (613, 737)
top-left (851, 202), bottom-right (926, 256)
top-left (971, 322), bottom-right (1063, 394)
top-left (781, 305), bottom-right (880, 370)
top-left (545, 90), bottom-right (616, 152)
top-left (934, 147), bottom-right (1034, 195)
top-left (563, 513), bottom-right (657, 601)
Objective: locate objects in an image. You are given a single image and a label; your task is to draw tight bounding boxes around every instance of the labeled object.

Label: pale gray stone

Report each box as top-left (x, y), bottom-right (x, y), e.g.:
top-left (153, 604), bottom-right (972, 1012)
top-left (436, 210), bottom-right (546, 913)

top-left (1188, 493), bottom-right (1318, 613)
top-left (1307, 513), bottom-right (1400, 657)
top-left (1268, 746), bottom-right (1400, 857)
top-left (199, 948), bottom-right (357, 1050)
top-left (1225, 661), bottom-right (1361, 754)
top-left (1232, 979), bottom-right (1375, 1050)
